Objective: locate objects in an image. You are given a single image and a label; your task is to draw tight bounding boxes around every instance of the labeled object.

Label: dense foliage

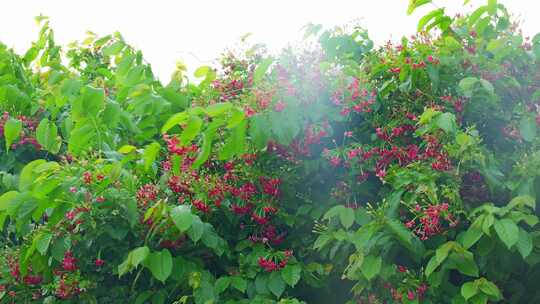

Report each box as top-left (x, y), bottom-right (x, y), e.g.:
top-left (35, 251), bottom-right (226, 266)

top-left (1, 1), bottom-right (540, 303)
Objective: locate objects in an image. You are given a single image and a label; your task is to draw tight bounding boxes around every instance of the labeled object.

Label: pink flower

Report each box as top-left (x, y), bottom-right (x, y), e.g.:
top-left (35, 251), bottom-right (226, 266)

top-left (340, 107), bottom-right (351, 116)
top-left (408, 290), bottom-right (415, 300)
top-left (274, 101), bottom-right (286, 112)
top-left (244, 106), bottom-right (256, 117)
top-left (344, 131), bottom-right (353, 138)
top-left (330, 156), bottom-right (341, 167)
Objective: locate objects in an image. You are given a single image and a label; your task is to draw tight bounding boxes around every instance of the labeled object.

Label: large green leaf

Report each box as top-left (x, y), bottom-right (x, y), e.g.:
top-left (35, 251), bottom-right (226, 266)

top-left (19, 159), bottom-right (46, 191)
top-left (118, 246), bottom-right (150, 277)
top-left (435, 112), bottom-right (457, 134)
top-left (145, 249), bottom-right (172, 283)
top-left (339, 207), bottom-right (355, 229)
top-left (35, 231), bottom-right (53, 255)
top-left (268, 271), bottom-right (286, 298)
top-left (493, 218), bottom-right (519, 249)
top-left (170, 205), bottom-right (193, 232)
top-left (281, 264), bottom-right (301, 287)
top-left (519, 115), bottom-right (537, 142)
top-left (102, 41), bottom-right (125, 56)
top-left (361, 255), bottom-right (382, 280)
top-left (253, 58), bottom-right (273, 84)
top-left (36, 118), bottom-right (60, 153)
top-left (180, 115), bottom-right (203, 145)
top-left (407, 0), bottom-right (432, 15)
top-left (461, 281), bottom-right (478, 300)
top-left (205, 102), bottom-right (232, 117)
top-left (516, 228), bottom-right (533, 258)
top-left (72, 86), bottom-right (105, 120)
top-left (161, 112), bottom-right (188, 134)
top-left (143, 142), bottom-right (160, 172)
top-left (3, 118), bottom-right (22, 152)
top-left (187, 216), bottom-right (204, 243)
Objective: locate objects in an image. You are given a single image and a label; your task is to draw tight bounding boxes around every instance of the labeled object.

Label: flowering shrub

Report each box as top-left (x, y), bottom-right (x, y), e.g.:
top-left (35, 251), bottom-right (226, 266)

top-left (1, 0), bottom-right (540, 303)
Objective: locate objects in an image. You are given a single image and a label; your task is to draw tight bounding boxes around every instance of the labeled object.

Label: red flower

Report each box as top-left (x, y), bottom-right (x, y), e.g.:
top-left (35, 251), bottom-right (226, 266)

top-left (62, 251), bottom-right (77, 271)
top-left (407, 290), bottom-right (416, 300)
top-left (83, 172), bottom-right (92, 184)
top-left (95, 258), bottom-right (105, 267)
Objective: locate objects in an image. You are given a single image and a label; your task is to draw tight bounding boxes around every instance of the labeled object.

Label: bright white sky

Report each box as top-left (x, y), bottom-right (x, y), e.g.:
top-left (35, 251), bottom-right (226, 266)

top-left (1, 0), bottom-right (538, 81)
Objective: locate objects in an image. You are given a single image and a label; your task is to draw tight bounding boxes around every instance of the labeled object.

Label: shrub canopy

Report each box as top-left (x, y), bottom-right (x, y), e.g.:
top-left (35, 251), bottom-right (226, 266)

top-left (1, 1), bottom-right (540, 303)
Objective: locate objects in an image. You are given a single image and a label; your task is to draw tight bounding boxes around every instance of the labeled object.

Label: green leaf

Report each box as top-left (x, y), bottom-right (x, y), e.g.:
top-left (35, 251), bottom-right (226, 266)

top-left (206, 102), bottom-right (232, 117)
top-left (118, 145), bottom-right (137, 154)
top-left (487, 0), bottom-right (497, 15)
top-left (407, 0), bottom-right (432, 15)
top-left (180, 115), bottom-right (203, 145)
top-left (361, 255), bottom-right (382, 280)
top-left (72, 86), bottom-right (105, 120)
top-left (419, 107), bottom-right (440, 125)
top-left (435, 112), bottom-right (457, 134)
top-left (249, 114), bottom-right (271, 150)
top-left (102, 41), bottom-right (125, 56)
top-left (171, 205), bottom-right (193, 232)
top-left (135, 291), bottom-right (154, 304)
top-left (143, 142), bottom-right (160, 172)
top-left (253, 58), bottom-right (273, 84)
top-left (145, 249), bottom-right (173, 283)
top-left (452, 251), bottom-right (479, 277)
top-left (463, 226), bottom-right (483, 249)
top-left (3, 118), bottom-right (22, 151)
top-left (226, 107), bottom-right (246, 129)
top-left (479, 279), bottom-right (501, 300)
top-left (161, 112), bottom-right (188, 134)
top-left (493, 218), bottom-right (519, 249)
top-left (68, 123), bottom-right (96, 155)
top-left (519, 115), bottom-right (537, 142)
top-left (119, 246), bottom-right (150, 276)
top-left (436, 242), bottom-right (454, 263)
top-left (35, 231), bottom-right (53, 255)
top-left (131, 246), bottom-right (150, 267)
top-left (192, 129), bottom-right (214, 169)
top-left (19, 159), bottom-right (46, 191)
top-left (194, 66), bottom-right (211, 78)
top-left (417, 8), bottom-right (444, 32)
top-left (215, 276), bottom-right (230, 294)
top-left (461, 281), bottom-right (478, 300)
top-left (425, 255), bottom-right (441, 277)
top-left (219, 120), bottom-right (247, 160)
top-left (230, 276), bottom-right (247, 293)
top-left (516, 228), bottom-right (533, 258)
top-left (268, 271), bottom-right (286, 298)
top-left (281, 264), bottom-right (301, 287)
top-left (386, 219), bottom-right (425, 258)
top-left (339, 207), bottom-right (355, 229)
top-left (508, 195), bottom-right (536, 210)
top-left (187, 216), bottom-right (204, 243)
top-left (479, 79), bottom-right (494, 95)
top-left (36, 118), bottom-right (60, 153)
top-left (459, 77), bottom-right (479, 98)
top-left (0, 191), bottom-right (19, 211)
